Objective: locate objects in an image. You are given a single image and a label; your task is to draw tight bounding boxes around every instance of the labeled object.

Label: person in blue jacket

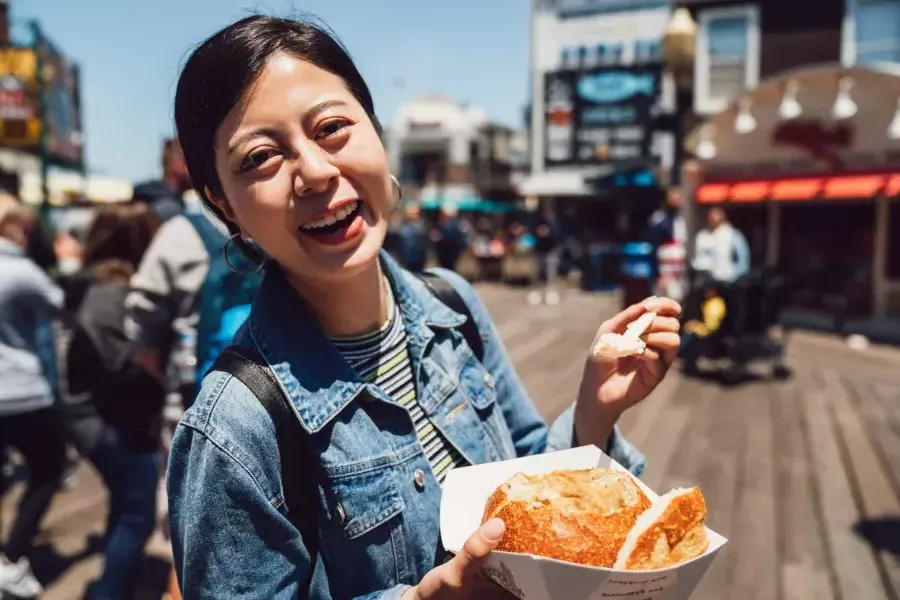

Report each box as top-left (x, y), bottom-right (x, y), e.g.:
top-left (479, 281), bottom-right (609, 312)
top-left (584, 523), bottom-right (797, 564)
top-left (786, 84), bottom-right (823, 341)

top-left (167, 14), bottom-right (682, 600)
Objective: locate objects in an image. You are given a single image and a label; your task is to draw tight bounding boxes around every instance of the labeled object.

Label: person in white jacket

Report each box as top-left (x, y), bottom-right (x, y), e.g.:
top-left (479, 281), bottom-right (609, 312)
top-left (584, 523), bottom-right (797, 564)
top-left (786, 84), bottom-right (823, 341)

top-left (0, 193), bottom-right (67, 599)
top-left (692, 207), bottom-right (751, 285)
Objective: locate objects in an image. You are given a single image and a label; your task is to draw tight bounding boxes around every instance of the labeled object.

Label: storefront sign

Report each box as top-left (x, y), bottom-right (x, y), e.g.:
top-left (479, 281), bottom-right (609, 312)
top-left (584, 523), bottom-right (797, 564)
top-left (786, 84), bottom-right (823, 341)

top-left (0, 48), bottom-right (40, 149)
top-left (544, 65), bottom-right (661, 168)
top-left (36, 35), bottom-right (84, 167)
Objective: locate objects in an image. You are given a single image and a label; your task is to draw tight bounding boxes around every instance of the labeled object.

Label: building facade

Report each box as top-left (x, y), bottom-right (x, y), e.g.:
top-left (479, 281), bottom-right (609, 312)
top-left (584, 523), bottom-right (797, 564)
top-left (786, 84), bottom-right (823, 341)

top-left (681, 0), bottom-right (900, 322)
top-left (386, 96), bottom-right (525, 211)
top-left (525, 0), bottom-right (677, 240)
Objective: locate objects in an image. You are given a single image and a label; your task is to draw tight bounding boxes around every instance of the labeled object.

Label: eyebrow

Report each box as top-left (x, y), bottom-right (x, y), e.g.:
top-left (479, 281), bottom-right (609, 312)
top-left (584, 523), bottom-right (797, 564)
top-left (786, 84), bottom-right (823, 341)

top-left (228, 99), bottom-right (351, 156)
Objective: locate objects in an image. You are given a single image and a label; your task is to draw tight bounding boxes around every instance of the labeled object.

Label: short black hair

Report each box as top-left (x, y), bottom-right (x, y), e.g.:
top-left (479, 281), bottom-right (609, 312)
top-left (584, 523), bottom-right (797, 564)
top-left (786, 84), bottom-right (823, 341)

top-left (174, 15), bottom-right (381, 255)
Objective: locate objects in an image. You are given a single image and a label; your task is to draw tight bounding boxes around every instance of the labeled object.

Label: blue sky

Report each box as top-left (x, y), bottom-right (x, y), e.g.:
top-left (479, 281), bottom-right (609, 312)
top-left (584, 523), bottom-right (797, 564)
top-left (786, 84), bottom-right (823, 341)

top-left (16, 0), bottom-right (530, 181)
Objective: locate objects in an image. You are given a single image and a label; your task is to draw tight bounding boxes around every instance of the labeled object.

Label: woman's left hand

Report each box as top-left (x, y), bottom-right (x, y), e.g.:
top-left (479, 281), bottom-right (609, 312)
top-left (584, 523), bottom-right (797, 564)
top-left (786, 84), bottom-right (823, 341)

top-left (574, 296), bottom-right (682, 448)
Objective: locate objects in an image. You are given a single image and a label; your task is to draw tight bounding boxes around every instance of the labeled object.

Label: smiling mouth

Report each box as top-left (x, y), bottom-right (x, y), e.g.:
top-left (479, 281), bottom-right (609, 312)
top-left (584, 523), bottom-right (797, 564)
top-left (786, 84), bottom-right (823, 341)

top-left (301, 200), bottom-right (361, 233)
top-left (298, 200), bottom-right (365, 246)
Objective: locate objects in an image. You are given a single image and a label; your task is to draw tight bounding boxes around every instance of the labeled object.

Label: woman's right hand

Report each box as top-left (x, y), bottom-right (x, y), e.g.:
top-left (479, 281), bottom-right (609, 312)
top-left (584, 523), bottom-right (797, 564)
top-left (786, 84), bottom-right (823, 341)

top-left (402, 519), bottom-right (509, 599)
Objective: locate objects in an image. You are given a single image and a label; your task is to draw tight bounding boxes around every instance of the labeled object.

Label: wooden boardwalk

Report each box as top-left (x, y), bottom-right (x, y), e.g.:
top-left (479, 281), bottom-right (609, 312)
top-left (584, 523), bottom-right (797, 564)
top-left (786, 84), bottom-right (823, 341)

top-left (3, 283), bottom-right (899, 599)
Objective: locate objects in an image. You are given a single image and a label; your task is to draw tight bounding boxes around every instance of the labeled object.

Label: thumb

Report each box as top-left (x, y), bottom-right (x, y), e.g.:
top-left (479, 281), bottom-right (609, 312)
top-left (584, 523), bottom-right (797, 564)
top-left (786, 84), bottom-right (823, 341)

top-left (450, 518), bottom-right (505, 574)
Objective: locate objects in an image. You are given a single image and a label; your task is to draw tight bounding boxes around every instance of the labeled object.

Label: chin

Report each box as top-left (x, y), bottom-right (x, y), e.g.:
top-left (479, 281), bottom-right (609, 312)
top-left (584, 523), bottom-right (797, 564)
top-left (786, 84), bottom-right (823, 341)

top-left (285, 224), bottom-right (387, 284)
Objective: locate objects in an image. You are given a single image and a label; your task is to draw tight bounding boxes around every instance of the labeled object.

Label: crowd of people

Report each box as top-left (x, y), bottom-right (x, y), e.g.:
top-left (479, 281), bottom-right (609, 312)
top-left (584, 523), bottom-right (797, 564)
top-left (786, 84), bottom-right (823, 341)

top-left (0, 14), bottom-right (691, 600)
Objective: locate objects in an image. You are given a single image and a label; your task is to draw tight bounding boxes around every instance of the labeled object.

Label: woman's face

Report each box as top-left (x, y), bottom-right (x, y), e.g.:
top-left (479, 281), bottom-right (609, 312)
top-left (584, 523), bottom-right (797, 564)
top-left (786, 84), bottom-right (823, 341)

top-left (211, 53), bottom-right (391, 283)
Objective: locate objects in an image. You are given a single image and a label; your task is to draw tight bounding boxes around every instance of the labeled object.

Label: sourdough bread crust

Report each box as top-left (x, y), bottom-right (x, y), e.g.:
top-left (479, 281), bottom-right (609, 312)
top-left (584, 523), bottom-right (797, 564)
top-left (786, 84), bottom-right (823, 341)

top-left (614, 486), bottom-right (709, 571)
top-left (481, 469), bottom-right (652, 568)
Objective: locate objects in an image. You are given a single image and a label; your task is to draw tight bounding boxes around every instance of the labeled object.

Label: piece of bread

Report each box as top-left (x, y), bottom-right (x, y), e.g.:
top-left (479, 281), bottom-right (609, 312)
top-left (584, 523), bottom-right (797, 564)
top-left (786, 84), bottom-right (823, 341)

top-left (592, 312), bottom-right (656, 359)
top-left (481, 468), bottom-right (652, 568)
top-left (614, 487), bottom-right (709, 571)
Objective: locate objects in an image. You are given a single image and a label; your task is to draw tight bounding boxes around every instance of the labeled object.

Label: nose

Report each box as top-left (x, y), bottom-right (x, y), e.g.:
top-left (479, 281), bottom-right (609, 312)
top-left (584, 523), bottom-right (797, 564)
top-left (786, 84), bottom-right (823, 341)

top-left (293, 145), bottom-right (340, 197)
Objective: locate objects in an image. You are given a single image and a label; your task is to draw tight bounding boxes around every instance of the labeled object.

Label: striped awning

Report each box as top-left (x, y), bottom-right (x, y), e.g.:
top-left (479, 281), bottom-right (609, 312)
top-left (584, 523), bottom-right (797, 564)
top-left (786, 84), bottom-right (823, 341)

top-left (696, 173), bottom-right (900, 204)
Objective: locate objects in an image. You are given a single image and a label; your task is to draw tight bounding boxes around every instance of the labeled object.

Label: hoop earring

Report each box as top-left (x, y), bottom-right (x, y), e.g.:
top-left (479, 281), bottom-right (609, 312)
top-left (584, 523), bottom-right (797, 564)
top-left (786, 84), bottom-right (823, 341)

top-left (224, 233), bottom-right (266, 275)
top-left (391, 175), bottom-right (402, 204)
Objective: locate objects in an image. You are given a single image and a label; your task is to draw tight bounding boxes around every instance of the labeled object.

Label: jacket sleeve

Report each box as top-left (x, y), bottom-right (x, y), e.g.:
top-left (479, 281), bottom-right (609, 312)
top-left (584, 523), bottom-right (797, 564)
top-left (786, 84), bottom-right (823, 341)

top-left (429, 268), bottom-right (646, 476)
top-left (125, 216), bottom-right (208, 351)
top-left (168, 403), bottom-right (412, 600)
top-left (21, 262), bottom-right (64, 317)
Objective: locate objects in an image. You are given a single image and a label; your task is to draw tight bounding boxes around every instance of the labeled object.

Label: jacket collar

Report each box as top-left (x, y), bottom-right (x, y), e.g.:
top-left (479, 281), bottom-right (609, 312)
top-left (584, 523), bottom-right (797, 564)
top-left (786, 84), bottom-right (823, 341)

top-left (247, 250), bottom-right (466, 433)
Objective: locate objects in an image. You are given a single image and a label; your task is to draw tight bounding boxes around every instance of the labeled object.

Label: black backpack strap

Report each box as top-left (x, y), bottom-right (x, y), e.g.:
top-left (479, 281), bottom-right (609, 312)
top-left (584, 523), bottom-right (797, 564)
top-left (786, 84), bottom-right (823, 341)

top-left (209, 347), bottom-right (317, 596)
top-left (416, 271), bottom-right (485, 362)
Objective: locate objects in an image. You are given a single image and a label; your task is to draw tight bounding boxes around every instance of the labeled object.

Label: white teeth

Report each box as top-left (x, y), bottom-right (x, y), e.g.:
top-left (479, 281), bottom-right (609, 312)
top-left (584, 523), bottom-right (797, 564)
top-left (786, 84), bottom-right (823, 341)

top-left (301, 201), bottom-right (359, 230)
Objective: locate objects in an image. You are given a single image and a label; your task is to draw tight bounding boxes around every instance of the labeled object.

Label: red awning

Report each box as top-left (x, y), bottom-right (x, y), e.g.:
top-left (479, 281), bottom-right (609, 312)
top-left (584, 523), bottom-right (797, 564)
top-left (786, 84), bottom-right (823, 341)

top-left (697, 173), bottom-right (899, 203)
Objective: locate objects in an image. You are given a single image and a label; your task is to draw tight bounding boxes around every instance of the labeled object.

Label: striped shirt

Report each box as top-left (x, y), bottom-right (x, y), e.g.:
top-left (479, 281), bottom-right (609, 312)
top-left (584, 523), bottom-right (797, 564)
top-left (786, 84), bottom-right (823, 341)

top-left (331, 285), bottom-right (467, 484)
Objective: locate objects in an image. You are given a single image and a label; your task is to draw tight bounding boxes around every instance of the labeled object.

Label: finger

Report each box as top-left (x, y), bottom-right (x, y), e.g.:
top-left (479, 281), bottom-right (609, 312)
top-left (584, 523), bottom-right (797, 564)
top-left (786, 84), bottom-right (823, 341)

top-left (642, 297), bottom-right (682, 318)
top-left (598, 302), bottom-right (648, 336)
top-left (642, 332), bottom-right (680, 366)
top-left (644, 316), bottom-right (681, 335)
top-left (643, 332), bottom-right (681, 353)
top-left (451, 519), bottom-right (505, 575)
top-left (639, 346), bottom-right (660, 363)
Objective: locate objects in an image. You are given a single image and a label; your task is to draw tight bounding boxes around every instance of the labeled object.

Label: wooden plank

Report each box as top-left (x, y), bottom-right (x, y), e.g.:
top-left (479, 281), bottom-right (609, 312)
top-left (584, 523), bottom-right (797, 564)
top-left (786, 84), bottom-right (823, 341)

top-left (773, 376), bottom-right (835, 600)
top-left (725, 380), bottom-right (780, 600)
top-left (616, 368), bottom-right (681, 451)
top-left (826, 371), bottom-right (900, 599)
top-left (864, 382), bottom-right (900, 495)
top-left (685, 378), bottom-right (747, 600)
top-left (634, 378), bottom-right (693, 492)
top-left (802, 366), bottom-right (890, 600)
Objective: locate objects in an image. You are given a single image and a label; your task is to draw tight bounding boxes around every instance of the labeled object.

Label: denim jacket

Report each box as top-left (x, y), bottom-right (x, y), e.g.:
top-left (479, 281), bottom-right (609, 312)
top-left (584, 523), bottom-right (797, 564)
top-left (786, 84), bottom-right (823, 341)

top-left (167, 251), bottom-right (646, 600)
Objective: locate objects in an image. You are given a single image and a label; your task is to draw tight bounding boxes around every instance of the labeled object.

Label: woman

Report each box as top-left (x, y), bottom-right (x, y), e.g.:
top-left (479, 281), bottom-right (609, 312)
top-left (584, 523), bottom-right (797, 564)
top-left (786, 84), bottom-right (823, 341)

top-left (0, 192), bottom-right (67, 599)
top-left (65, 202), bottom-right (166, 599)
top-left (168, 15), bottom-right (681, 600)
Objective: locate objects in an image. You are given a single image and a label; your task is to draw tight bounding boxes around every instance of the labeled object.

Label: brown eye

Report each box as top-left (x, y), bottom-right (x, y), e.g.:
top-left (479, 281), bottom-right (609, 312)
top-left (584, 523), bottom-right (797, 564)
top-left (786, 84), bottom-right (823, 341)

top-left (316, 119), bottom-right (351, 140)
top-left (240, 149), bottom-right (279, 172)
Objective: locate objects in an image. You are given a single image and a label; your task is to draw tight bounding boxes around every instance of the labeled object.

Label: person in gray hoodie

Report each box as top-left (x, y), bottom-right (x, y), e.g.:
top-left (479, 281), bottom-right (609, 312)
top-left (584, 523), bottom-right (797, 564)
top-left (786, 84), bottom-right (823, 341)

top-left (0, 192), bottom-right (68, 599)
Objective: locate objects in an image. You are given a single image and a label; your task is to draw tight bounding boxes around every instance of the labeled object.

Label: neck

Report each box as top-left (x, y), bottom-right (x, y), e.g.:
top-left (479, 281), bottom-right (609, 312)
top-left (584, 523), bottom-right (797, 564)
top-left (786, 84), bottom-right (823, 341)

top-left (163, 172), bottom-right (182, 193)
top-left (287, 259), bottom-right (391, 338)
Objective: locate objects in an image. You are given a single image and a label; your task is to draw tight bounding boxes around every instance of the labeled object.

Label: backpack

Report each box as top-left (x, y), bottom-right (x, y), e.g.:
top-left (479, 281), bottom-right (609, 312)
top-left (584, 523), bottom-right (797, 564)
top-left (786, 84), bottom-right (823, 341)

top-left (66, 280), bottom-right (166, 452)
top-left (185, 213), bottom-right (264, 395)
top-left (208, 271), bottom-right (483, 597)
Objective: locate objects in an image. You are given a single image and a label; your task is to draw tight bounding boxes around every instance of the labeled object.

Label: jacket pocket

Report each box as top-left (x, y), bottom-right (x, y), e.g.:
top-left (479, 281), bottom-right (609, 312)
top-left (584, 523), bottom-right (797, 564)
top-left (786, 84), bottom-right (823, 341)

top-left (317, 459), bottom-right (408, 593)
top-left (319, 462), bottom-right (405, 539)
top-left (456, 354), bottom-right (517, 461)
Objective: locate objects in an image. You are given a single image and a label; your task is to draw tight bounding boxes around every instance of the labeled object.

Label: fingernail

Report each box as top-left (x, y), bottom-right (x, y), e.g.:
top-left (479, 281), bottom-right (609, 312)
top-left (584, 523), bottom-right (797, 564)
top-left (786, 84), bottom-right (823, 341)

top-left (480, 518), bottom-right (505, 541)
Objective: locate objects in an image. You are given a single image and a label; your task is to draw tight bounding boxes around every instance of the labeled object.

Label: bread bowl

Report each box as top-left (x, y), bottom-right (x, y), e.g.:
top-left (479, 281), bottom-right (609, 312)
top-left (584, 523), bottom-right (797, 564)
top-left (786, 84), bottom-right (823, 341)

top-left (480, 468), bottom-right (652, 568)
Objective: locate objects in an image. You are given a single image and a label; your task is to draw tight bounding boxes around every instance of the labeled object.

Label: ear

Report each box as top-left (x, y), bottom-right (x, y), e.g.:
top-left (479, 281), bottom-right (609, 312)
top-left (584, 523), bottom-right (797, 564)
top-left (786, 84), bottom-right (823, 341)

top-left (205, 186), bottom-right (238, 227)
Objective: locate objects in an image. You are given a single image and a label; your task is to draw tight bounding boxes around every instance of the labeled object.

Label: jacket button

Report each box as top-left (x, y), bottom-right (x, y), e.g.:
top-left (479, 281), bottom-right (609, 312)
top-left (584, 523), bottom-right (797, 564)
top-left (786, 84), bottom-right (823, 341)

top-left (483, 373), bottom-right (495, 389)
top-left (414, 469), bottom-right (427, 490)
top-left (335, 502), bottom-right (346, 526)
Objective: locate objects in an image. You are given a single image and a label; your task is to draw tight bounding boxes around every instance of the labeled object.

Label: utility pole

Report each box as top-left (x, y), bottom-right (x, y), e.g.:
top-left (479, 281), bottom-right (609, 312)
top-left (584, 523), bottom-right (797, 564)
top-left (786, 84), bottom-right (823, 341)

top-left (31, 19), bottom-right (50, 214)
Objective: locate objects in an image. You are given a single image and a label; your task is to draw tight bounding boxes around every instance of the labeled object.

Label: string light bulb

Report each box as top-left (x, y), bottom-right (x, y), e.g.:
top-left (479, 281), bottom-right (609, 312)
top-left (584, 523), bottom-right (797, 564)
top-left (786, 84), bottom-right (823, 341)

top-left (889, 96), bottom-right (900, 140)
top-left (779, 80), bottom-right (802, 121)
top-left (734, 97), bottom-right (757, 134)
top-left (832, 77), bottom-right (858, 120)
top-left (697, 125), bottom-right (717, 160)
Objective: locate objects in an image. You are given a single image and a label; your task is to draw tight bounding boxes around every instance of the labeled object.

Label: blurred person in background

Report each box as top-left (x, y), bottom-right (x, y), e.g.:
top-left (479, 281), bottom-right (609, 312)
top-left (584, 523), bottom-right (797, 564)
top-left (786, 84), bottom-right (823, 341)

top-left (166, 15), bottom-right (681, 599)
top-left (692, 207), bottom-right (750, 287)
top-left (64, 203), bottom-right (166, 600)
top-left (132, 139), bottom-right (193, 224)
top-left (395, 202), bottom-right (428, 272)
top-left (528, 214), bottom-right (561, 306)
top-left (0, 192), bottom-right (67, 599)
top-left (644, 188), bottom-right (687, 249)
top-left (430, 206), bottom-right (467, 271)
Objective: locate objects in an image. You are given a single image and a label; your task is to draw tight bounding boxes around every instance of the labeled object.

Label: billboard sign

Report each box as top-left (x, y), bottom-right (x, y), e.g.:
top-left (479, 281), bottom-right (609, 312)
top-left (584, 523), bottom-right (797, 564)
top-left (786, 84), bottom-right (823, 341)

top-left (544, 65), bottom-right (662, 167)
top-left (0, 47), bottom-right (40, 149)
top-left (36, 35), bottom-right (83, 166)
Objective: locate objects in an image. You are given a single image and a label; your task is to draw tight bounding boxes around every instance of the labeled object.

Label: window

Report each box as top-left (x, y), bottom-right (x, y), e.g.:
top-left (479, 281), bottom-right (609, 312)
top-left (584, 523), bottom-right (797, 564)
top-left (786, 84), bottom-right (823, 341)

top-left (695, 5), bottom-right (760, 114)
top-left (845, 0), bottom-right (900, 65)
